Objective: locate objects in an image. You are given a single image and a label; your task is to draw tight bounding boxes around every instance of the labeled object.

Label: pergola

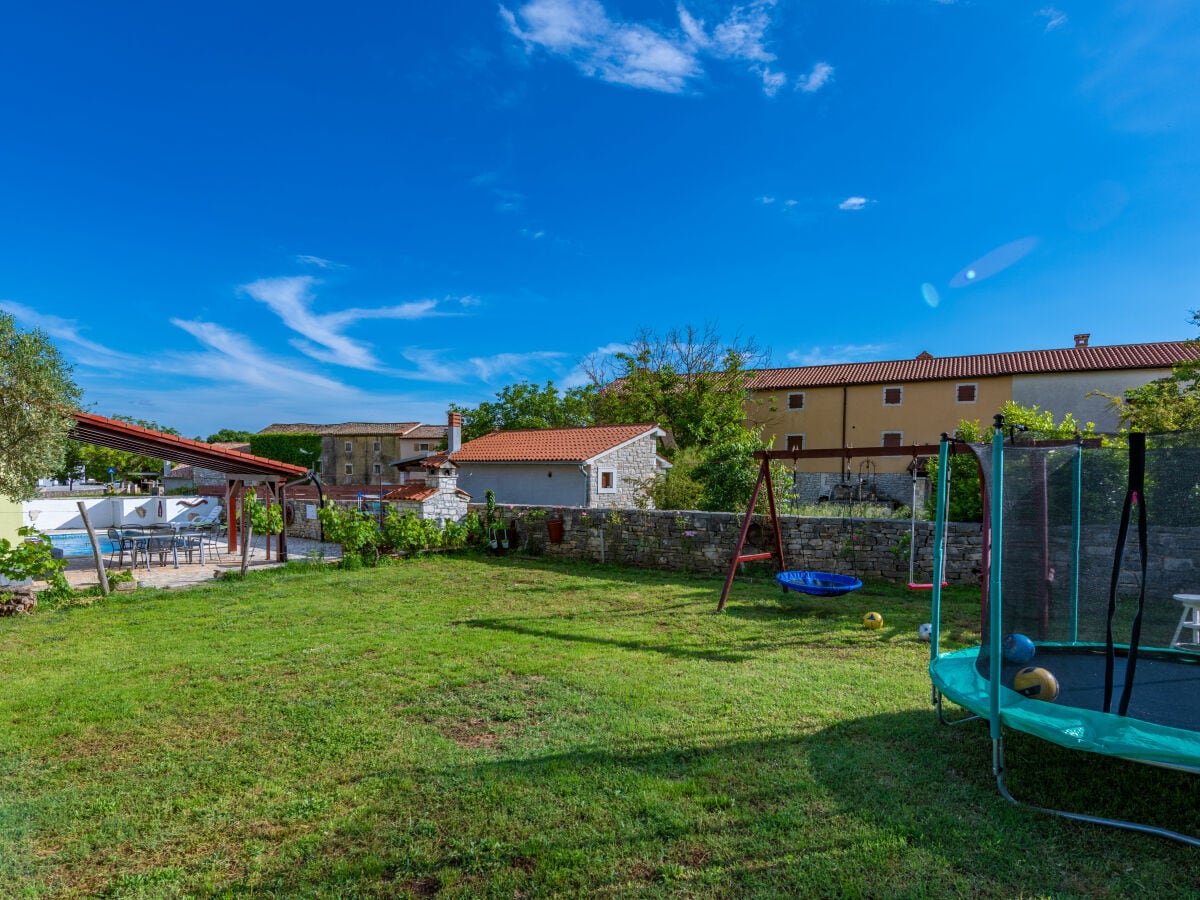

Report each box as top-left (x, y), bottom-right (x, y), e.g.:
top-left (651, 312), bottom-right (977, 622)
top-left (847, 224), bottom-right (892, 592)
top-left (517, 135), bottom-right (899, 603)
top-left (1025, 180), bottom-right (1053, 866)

top-left (69, 411), bottom-right (310, 561)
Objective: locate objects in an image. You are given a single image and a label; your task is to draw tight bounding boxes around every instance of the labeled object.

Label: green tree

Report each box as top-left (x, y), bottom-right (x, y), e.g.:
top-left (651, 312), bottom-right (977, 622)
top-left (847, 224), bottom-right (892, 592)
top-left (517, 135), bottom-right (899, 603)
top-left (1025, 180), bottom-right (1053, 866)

top-left (205, 428), bottom-right (255, 443)
top-left (247, 433), bottom-right (322, 469)
top-left (927, 401), bottom-right (1099, 522)
top-left (1092, 312), bottom-right (1200, 431)
top-left (0, 312), bottom-right (82, 501)
top-left (51, 440), bottom-right (87, 489)
top-left (585, 324), bottom-right (763, 454)
top-left (450, 381), bottom-right (596, 442)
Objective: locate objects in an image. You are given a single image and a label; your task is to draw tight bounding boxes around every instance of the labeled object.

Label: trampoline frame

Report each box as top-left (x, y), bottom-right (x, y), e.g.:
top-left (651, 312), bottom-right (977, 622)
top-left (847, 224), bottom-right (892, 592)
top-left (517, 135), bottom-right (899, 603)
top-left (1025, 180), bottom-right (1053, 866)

top-left (928, 422), bottom-right (1200, 847)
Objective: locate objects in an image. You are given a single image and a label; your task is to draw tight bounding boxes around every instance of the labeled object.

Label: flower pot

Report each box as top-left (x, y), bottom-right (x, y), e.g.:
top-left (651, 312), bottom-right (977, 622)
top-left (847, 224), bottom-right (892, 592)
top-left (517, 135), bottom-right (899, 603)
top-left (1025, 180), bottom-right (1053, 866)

top-left (546, 519), bottom-right (565, 544)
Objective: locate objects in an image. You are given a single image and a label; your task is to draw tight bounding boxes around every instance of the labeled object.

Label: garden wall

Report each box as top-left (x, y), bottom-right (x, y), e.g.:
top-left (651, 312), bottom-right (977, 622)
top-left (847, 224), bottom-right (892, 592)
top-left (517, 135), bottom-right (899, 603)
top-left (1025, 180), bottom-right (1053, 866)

top-left (483, 506), bottom-right (984, 585)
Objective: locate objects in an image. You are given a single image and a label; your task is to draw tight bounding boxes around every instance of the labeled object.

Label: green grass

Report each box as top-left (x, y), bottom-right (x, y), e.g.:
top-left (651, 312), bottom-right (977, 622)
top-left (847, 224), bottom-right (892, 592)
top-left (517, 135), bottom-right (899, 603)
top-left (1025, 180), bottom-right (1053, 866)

top-left (1, 557), bottom-right (1197, 897)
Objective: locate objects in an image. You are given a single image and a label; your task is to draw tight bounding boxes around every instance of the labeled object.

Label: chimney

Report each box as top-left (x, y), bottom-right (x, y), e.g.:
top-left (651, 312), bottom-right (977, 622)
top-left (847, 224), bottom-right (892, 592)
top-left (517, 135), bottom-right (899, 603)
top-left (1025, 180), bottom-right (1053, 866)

top-left (1074, 333), bottom-right (1090, 349)
top-left (448, 411), bottom-right (462, 453)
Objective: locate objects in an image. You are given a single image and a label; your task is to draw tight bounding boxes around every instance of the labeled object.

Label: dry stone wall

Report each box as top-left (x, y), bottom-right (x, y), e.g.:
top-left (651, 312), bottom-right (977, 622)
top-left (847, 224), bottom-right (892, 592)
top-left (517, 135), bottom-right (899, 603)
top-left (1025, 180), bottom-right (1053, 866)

top-left (492, 506), bottom-right (984, 584)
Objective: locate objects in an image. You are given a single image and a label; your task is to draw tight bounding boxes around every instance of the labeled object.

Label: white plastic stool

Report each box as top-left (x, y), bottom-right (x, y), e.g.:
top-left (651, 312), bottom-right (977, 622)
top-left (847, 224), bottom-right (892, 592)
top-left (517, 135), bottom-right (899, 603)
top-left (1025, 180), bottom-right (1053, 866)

top-left (1170, 594), bottom-right (1200, 648)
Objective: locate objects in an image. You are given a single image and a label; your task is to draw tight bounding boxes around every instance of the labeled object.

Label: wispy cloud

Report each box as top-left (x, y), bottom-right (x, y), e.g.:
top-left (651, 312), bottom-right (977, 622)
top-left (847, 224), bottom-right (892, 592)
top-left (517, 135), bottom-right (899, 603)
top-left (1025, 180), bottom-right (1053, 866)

top-left (838, 196), bottom-right (870, 211)
top-left (1038, 7), bottom-right (1068, 32)
top-left (168, 319), bottom-right (350, 394)
top-left (295, 254), bottom-right (343, 269)
top-left (501, 0), bottom-right (787, 95)
top-left (0, 300), bottom-right (138, 363)
top-left (796, 61), bottom-right (833, 93)
top-left (240, 276), bottom-right (455, 372)
top-left (521, 227), bottom-right (547, 239)
top-left (759, 195), bottom-right (776, 204)
top-left (786, 344), bottom-right (888, 366)
top-left (469, 350), bottom-right (567, 382)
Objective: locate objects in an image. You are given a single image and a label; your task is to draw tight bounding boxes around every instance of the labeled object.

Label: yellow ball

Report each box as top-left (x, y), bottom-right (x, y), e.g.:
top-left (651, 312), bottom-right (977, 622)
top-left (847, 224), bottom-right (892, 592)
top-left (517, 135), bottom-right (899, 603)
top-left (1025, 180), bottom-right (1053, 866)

top-left (1013, 666), bottom-right (1059, 701)
top-left (863, 611), bottom-right (884, 630)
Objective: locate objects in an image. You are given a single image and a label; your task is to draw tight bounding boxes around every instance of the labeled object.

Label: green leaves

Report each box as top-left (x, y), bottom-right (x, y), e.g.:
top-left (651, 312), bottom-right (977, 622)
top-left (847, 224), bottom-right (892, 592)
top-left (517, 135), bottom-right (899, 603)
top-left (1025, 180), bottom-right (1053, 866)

top-left (451, 381), bottom-right (596, 442)
top-left (0, 312), bottom-right (82, 501)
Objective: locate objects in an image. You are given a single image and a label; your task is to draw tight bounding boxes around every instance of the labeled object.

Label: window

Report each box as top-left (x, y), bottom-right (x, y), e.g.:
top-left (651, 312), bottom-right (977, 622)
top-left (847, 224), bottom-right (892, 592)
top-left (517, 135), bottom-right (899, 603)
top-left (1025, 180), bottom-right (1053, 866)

top-left (786, 434), bottom-right (804, 452)
top-left (787, 392), bottom-right (805, 410)
top-left (373, 440), bottom-right (381, 452)
top-left (883, 387), bottom-right (903, 406)
top-left (598, 468), bottom-right (617, 493)
top-left (882, 432), bottom-right (903, 448)
top-left (416, 442), bottom-right (430, 452)
top-left (344, 463), bottom-right (354, 475)
top-left (344, 441), bottom-right (353, 452)
top-left (373, 463), bottom-right (381, 475)
top-left (956, 383), bottom-right (978, 403)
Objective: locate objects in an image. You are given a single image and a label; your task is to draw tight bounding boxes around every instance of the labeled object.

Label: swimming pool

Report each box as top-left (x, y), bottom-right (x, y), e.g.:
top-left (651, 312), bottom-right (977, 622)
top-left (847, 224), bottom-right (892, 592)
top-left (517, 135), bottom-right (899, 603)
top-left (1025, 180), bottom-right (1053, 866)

top-left (48, 532), bottom-right (120, 557)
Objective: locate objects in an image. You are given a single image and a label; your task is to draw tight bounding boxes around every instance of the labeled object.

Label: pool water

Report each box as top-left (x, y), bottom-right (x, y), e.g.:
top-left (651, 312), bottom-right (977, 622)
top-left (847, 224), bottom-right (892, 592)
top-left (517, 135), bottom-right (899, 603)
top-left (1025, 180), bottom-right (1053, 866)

top-left (48, 532), bottom-right (120, 557)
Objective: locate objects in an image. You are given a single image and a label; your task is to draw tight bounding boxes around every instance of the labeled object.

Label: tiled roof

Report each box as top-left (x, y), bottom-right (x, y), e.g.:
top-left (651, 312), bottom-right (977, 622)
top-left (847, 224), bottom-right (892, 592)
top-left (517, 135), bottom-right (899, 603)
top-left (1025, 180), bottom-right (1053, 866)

top-left (450, 424), bottom-right (663, 463)
top-left (405, 425), bottom-right (448, 440)
top-left (259, 422), bottom-right (421, 436)
top-left (383, 484), bottom-right (471, 502)
top-left (747, 341), bottom-right (1199, 391)
top-left (211, 442), bottom-right (251, 453)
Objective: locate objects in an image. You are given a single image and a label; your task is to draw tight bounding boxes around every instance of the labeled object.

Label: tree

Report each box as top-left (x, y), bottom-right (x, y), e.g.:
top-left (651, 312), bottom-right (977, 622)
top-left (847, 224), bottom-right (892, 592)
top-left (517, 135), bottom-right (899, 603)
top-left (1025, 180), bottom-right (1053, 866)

top-left (584, 324), bottom-right (764, 454)
top-left (205, 428), bottom-right (256, 443)
top-left (927, 401), bottom-right (1099, 522)
top-left (51, 441), bottom-right (87, 489)
top-left (450, 381), bottom-right (596, 442)
top-left (0, 312), bottom-right (82, 501)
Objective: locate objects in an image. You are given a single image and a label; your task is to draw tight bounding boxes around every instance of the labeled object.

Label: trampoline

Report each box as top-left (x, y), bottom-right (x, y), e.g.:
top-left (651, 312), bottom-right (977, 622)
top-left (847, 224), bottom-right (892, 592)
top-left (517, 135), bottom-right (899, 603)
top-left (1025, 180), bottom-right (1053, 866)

top-left (927, 421), bottom-right (1200, 845)
top-left (776, 570), bottom-right (862, 597)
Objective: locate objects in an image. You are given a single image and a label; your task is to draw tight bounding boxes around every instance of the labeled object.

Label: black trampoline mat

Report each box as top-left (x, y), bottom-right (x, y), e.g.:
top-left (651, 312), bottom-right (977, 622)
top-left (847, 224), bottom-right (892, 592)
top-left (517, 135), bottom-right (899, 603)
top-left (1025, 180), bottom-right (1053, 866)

top-left (976, 645), bottom-right (1200, 732)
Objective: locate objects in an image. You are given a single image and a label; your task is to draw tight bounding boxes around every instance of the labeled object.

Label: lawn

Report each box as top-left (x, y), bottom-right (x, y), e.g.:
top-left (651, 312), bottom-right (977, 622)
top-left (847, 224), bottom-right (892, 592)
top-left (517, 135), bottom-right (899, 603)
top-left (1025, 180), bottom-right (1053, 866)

top-left (1, 556), bottom-right (1197, 897)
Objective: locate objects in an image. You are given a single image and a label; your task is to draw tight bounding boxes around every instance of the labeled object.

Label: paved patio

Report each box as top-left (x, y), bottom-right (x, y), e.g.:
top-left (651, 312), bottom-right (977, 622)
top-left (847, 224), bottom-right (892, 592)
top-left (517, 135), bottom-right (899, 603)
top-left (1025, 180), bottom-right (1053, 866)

top-left (60, 534), bottom-right (343, 592)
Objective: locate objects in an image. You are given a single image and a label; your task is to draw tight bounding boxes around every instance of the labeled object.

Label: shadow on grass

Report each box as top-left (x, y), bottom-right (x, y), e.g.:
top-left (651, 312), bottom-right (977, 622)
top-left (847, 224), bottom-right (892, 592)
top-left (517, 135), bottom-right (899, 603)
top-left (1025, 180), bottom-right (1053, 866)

top-left (226, 709), bottom-right (1198, 896)
top-left (461, 617), bottom-right (753, 663)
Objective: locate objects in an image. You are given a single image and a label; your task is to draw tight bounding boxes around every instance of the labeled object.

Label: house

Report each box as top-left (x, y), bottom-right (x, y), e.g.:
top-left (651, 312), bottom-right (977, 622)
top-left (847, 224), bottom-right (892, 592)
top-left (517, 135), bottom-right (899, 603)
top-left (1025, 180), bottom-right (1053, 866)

top-left (745, 335), bottom-right (1200, 504)
top-left (258, 422), bottom-right (448, 485)
top-left (446, 416), bottom-right (668, 509)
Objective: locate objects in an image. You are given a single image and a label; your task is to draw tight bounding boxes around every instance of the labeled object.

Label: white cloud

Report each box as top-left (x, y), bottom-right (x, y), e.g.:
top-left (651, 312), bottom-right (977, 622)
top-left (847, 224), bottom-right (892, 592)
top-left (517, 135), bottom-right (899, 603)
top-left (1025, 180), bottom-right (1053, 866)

top-left (759, 195), bottom-right (776, 204)
top-left (1038, 7), bottom-right (1067, 32)
top-left (796, 61), bottom-right (833, 93)
top-left (786, 344), bottom-right (888, 366)
top-left (838, 196), bottom-right (870, 211)
top-left (0, 300), bottom-right (138, 363)
top-left (784, 199), bottom-right (797, 207)
top-left (521, 227), bottom-right (547, 239)
top-left (295, 254), bottom-right (342, 269)
top-left (168, 319), bottom-right (350, 395)
top-left (240, 276), bottom-right (455, 372)
top-left (501, 0), bottom-right (786, 95)
top-left (469, 350), bottom-right (567, 382)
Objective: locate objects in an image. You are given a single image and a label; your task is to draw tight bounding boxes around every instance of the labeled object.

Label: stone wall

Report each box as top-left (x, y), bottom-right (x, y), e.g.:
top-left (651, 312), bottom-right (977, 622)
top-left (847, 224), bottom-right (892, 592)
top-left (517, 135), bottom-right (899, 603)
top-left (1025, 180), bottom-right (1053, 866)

top-left (487, 505), bottom-right (983, 584)
top-left (792, 472), bottom-right (927, 509)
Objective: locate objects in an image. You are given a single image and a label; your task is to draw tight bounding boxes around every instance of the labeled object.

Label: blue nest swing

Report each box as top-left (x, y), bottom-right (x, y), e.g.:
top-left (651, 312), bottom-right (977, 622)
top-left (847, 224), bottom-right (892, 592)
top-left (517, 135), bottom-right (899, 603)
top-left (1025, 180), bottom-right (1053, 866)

top-left (776, 570), bottom-right (863, 597)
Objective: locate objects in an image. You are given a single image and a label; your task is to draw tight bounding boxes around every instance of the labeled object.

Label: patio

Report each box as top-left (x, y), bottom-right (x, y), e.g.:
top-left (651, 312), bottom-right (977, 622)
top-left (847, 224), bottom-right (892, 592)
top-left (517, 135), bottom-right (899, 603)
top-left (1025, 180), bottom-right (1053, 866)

top-left (59, 533), bottom-right (343, 591)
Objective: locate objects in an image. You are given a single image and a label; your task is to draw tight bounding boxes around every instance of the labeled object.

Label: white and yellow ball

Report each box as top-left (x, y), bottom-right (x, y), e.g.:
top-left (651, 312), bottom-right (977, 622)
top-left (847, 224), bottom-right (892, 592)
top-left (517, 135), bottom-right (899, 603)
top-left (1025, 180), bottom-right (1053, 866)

top-left (1013, 666), bottom-right (1059, 702)
top-left (863, 611), bottom-right (884, 630)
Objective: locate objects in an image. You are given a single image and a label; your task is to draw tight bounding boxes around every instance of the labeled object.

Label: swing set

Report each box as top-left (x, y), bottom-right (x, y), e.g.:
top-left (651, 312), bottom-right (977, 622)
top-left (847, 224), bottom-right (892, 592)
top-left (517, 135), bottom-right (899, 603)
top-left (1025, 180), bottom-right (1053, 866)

top-left (717, 442), bottom-right (944, 611)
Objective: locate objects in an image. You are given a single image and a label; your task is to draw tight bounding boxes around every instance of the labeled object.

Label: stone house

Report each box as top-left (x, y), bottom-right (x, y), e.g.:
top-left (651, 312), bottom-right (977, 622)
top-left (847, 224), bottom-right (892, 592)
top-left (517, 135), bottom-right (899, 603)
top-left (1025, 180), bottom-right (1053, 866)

top-left (257, 422), bottom-right (448, 485)
top-left (446, 420), bottom-right (669, 509)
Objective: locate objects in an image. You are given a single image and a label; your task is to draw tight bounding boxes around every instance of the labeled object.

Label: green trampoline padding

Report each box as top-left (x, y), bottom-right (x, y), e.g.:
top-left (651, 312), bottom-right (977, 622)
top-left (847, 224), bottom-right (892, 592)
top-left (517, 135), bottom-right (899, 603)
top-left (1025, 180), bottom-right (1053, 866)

top-left (931, 647), bottom-right (1200, 772)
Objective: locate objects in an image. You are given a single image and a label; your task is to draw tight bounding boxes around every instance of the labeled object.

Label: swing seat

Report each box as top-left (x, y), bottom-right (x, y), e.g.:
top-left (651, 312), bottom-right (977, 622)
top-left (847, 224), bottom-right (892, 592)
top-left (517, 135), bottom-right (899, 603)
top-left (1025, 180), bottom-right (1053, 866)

top-left (777, 570), bottom-right (863, 597)
top-left (907, 582), bottom-right (949, 591)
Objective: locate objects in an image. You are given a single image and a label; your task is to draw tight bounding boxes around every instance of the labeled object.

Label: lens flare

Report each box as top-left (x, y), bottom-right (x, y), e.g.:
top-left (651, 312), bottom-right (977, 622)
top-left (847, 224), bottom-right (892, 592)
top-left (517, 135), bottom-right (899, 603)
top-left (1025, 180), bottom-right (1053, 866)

top-left (921, 283), bottom-right (940, 308)
top-left (950, 236), bottom-right (1039, 288)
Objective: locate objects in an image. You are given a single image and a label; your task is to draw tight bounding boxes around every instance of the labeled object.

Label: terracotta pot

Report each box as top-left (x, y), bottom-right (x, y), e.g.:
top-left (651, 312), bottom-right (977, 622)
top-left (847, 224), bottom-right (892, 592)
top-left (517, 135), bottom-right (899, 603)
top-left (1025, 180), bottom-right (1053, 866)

top-left (546, 519), bottom-right (565, 544)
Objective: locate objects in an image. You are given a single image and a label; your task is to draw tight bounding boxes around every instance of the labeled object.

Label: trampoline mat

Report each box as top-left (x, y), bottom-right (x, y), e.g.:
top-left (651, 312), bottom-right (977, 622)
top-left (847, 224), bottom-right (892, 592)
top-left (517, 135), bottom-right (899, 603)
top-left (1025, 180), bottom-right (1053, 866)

top-left (977, 645), bottom-right (1200, 733)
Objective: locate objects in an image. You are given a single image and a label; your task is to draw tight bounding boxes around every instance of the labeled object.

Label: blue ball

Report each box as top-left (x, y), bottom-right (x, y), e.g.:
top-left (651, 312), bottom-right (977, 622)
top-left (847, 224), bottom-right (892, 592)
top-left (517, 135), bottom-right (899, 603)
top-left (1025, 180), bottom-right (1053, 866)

top-left (1002, 633), bottom-right (1036, 664)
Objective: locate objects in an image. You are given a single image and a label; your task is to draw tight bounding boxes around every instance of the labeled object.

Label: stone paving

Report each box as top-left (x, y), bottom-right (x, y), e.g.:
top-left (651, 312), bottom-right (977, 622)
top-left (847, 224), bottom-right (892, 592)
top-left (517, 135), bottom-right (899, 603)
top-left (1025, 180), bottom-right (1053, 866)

top-left (61, 534), bottom-right (343, 592)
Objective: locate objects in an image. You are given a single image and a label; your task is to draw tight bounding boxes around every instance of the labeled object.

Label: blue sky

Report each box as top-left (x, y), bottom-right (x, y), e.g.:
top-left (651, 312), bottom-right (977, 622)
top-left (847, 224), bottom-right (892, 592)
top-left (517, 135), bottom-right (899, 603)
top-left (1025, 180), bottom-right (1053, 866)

top-left (3, 1), bottom-right (1198, 437)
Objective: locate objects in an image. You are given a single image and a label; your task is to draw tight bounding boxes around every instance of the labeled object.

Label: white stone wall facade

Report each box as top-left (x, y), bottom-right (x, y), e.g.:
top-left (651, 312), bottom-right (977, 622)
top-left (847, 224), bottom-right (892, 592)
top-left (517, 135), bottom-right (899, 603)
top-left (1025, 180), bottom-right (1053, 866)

top-left (590, 435), bottom-right (659, 509)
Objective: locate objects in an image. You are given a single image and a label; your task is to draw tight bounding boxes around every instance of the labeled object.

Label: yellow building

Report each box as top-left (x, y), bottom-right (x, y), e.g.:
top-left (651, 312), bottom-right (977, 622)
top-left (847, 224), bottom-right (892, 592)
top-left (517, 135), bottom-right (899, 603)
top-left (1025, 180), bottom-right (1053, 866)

top-left (0, 496), bottom-right (22, 544)
top-left (745, 336), bottom-right (1197, 499)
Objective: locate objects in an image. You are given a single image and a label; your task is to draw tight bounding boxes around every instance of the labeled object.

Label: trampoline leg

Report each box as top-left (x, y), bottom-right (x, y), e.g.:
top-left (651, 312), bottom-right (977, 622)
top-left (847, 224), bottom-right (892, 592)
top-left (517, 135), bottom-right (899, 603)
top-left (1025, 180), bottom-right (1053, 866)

top-left (933, 689), bottom-right (982, 727)
top-left (993, 736), bottom-right (1200, 848)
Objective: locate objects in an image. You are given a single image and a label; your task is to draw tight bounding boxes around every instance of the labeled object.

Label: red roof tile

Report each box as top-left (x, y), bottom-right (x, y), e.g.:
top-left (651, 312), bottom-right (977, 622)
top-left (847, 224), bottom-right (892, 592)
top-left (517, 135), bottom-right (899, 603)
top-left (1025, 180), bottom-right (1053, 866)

top-left (450, 424), bottom-right (663, 463)
top-left (259, 422), bottom-right (421, 436)
top-left (747, 341), bottom-right (1199, 391)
